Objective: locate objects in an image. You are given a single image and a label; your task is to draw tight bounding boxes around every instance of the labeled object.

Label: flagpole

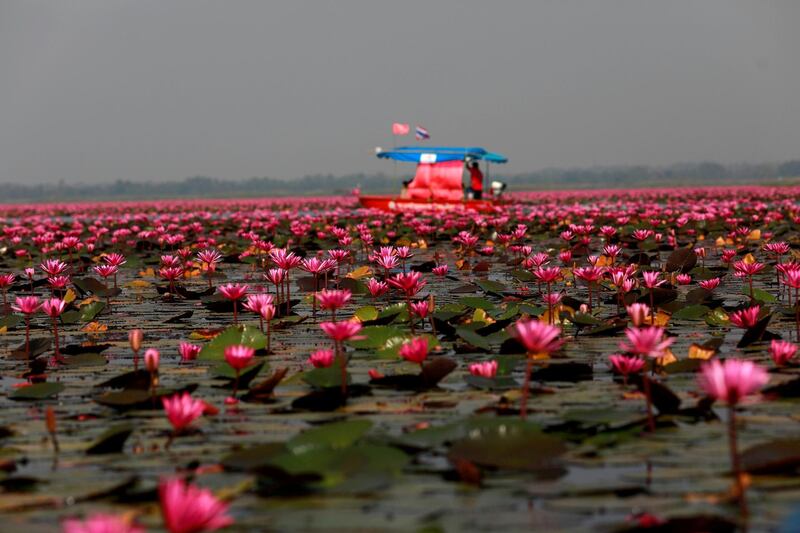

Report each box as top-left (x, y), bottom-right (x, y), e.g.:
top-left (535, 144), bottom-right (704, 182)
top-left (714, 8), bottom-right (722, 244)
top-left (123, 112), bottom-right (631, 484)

top-left (392, 133), bottom-right (397, 182)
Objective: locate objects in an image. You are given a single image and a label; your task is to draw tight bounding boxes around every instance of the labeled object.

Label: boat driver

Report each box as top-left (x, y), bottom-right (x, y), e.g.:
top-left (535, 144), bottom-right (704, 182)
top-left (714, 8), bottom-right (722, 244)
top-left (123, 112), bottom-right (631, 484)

top-left (467, 161), bottom-right (484, 200)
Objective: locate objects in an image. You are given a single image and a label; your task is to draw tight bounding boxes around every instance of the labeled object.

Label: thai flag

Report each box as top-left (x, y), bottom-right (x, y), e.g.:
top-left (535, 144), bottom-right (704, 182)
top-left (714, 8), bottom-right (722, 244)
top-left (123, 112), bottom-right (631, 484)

top-left (415, 125), bottom-right (430, 141)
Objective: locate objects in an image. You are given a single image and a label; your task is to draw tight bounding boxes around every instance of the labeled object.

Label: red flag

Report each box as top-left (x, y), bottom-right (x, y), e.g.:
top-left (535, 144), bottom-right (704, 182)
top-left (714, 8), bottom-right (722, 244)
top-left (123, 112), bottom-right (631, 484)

top-left (392, 122), bottom-right (410, 136)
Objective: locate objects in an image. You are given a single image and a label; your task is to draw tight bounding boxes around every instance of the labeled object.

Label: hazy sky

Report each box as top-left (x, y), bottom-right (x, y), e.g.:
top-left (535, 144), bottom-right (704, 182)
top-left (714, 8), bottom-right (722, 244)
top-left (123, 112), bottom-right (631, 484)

top-left (1, 1), bottom-right (799, 183)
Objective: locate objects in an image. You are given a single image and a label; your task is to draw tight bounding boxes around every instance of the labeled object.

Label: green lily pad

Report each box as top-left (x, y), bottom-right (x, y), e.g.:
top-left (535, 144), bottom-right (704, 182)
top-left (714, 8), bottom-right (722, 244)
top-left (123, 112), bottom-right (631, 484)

top-left (287, 419), bottom-right (372, 454)
top-left (302, 366), bottom-right (350, 389)
top-left (455, 327), bottom-right (491, 350)
top-left (458, 296), bottom-right (497, 310)
top-left (672, 304), bottom-right (710, 320)
top-left (475, 279), bottom-right (507, 295)
top-left (347, 325), bottom-right (404, 350)
top-left (353, 305), bottom-right (379, 322)
top-left (448, 420), bottom-right (566, 473)
top-left (10, 382), bottom-right (65, 401)
top-left (744, 286), bottom-right (777, 303)
top-left (198, 325), bottom-right (266, 360)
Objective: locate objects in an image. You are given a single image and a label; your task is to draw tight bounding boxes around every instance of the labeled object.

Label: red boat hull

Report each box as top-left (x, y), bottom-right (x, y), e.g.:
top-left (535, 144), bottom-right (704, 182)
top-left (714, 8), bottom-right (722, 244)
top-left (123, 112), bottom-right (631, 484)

top-left (358, 195), bottom-right (501, 213)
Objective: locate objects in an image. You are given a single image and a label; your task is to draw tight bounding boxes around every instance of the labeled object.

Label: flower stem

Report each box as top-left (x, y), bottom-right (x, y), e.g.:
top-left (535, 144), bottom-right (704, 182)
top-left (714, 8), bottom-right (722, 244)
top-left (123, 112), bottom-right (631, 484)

top-left (643, 375), bottom-right (655, 432)
top-left (520, 357), bottom-right (533, 420)
top-left (728, 405), bottom-right (748, 519)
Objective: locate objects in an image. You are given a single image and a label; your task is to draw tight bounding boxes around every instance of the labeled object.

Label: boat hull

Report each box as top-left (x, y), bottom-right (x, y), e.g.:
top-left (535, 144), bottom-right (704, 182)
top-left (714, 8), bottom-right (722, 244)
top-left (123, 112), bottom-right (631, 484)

top-left (358, 195), bottom-right (501, 213)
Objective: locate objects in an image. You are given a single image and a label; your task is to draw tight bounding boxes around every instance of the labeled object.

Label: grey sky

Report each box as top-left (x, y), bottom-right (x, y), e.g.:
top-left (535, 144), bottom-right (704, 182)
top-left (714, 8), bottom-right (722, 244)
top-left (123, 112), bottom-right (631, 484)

top-left (1, 1), bottom-right (798, 183)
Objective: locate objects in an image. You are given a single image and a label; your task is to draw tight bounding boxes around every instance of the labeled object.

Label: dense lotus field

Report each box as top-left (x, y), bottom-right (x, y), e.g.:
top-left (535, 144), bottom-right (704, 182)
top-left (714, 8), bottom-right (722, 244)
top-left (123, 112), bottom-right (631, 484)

top-left (2, 186), bottom-right (800, 532)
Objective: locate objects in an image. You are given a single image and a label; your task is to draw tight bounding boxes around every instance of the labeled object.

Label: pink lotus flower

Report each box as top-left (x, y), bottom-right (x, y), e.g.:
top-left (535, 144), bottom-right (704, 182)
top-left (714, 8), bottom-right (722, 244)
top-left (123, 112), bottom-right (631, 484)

top-left (159, 477), bottom-right (233, 533)
top-left (264, 268), bottom-right (287, 285)
top-left (619, 327), bottom-right (673, 358)
top-left (12, 295), bottom-right (40, 315)
top-left (733, 260), bottom-right (765, 277)
top-left (675, 274), bottom-right (691, 285)
top-left (269, 248), bottom-right (302, 270)
top-left (41, 258), bottom-right (69, 277)
top-left (373, 252), bottom-right (399, 271)
top-left (573, 266), bottom-right (604, 283)
top-left (366, 278), bottom-right (389, 298)
top-left (609, 354), bottom-right (646, 378)
top-left (307, 348), bottom-right (335, 368)
top-left (196, 248), bottom-right (223, 266)
top-left (387, 271), bottom-right (426, 297)
top-left (242, 293), bottom-right (274, 315)
top-left (179, 342), bottom-right (201, 362)
top-left (432, 265), bottom-right (449, 276)
top-left (699, 277), bottom-right (721, 291)
top-left (769, 339), bottom-right (797, 367)
top-left (300, 257), bottom-right (335, 275)
top-left (0, 273), bottom-right (16, 288)
top-left (315, 289), bottom-right (352, 311)
top-left (93, 264), bottom-right (118, 279)
top-left (63, 513), bottom-right (144, 533)
top-left (626, 303), bottom-right (651, 327)
top-left (409, 300), bottom-right (430, 319)
top-left (320, 320), bottom-right (363, 342)
top-left (48, 275), bottom-right (71, 290)
top-left (161, 255), bottom-right (182, 268)
top-left (469, 360), bottom-right (498, 378)
top-left (729, 305), bottom-right (761, 329)
top-left (218, 283), bottom-right (248, 301)
top-left (224, 344), bottom-right (255, 371)
top-left (103, 253), bottom-right (127, 267)
top-left (41, 297), bottom-right (66, 318)
top-left (642, 271), bottom-right (665, 289)
top-left (603, 243), bottom-right (621, 258)
top-left (698, 359), bottom-right (768, 404)
top-left (533, 266), bottom-right (562, 284)
top-left (162, 392), bottom-right (205, 433)
top-left (508, 319), bottom-right (563, 355)
top-left (399, 337), bottom-right (429, 366)
top-left (543, 292), bottom-right (562, 306)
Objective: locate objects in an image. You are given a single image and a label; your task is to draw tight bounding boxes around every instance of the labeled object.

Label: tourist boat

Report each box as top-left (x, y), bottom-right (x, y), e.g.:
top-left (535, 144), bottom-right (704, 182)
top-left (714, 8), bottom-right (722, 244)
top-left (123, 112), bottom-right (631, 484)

top-left (358, 146), bottom-right (509, 213)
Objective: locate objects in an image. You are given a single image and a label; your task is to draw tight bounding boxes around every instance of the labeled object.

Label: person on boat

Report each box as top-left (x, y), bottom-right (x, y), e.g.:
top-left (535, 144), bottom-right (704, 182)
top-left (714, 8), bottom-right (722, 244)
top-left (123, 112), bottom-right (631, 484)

top-left (467, 161), bottom-right (484, 200)
top-left (400, 180), bottom-right (412, 199)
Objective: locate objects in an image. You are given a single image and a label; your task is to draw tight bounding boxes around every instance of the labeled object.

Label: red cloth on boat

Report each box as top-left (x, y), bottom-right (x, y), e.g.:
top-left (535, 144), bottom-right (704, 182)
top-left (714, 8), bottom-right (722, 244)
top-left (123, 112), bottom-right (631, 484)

top-left (408, 161), bottom-right (464, 201)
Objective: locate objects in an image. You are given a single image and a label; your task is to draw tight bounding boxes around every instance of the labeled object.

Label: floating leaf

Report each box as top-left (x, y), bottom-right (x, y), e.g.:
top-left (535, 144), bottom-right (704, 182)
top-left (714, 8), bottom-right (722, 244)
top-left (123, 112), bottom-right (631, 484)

top-left (744, 286), bottom-right (777, 303)
top-left (353, 306), bottom-right (379, 322)
top-left (474, 279), bottom-right (507, 294)
top-left (665, 247), bottom-right (697, 273)
top-left (10, 382), bottom-right (65, 401)
top-left (286, 420), bottom-right (372, 454)
top-left (302, 366), bottom-right (350, 389)
top-left (347, 325), bottom-right (404, 350)
top-left (741, 439), bottom-right (800, 475)
top-left (86, 424), bottom-right (134, 455)
top-left (198, 325), bottom-right (266, 360)
top-left (345, 266), bottom-right (372, 280)
top-left (672, 304), bottom-right (710, 320)
top-left (455, 327), bottom-right (491, 350)
top-left (458, 296), bottom-right (496, 310)
top-left (447, 420), bottom-right (566, 474)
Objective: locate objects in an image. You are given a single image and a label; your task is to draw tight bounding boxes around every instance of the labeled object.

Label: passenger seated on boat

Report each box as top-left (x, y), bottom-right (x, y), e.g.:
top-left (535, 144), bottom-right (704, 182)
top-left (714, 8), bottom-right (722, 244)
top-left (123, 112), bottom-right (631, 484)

top-left (490, 180), bottom-right (507, 198)
top-left (400, 180), bottom-right (412, 199)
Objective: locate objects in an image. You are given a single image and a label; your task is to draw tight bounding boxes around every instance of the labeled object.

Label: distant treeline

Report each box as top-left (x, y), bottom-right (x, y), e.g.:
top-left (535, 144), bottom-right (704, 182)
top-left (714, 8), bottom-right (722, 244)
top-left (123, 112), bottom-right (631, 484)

top-left (3, 160), bottom-right (800, 203)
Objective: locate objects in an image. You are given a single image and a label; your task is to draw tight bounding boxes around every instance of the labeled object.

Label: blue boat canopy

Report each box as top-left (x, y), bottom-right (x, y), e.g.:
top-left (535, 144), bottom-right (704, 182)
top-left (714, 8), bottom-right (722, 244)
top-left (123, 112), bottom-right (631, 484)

top-left (376, 146), bottom-right (508, 164)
